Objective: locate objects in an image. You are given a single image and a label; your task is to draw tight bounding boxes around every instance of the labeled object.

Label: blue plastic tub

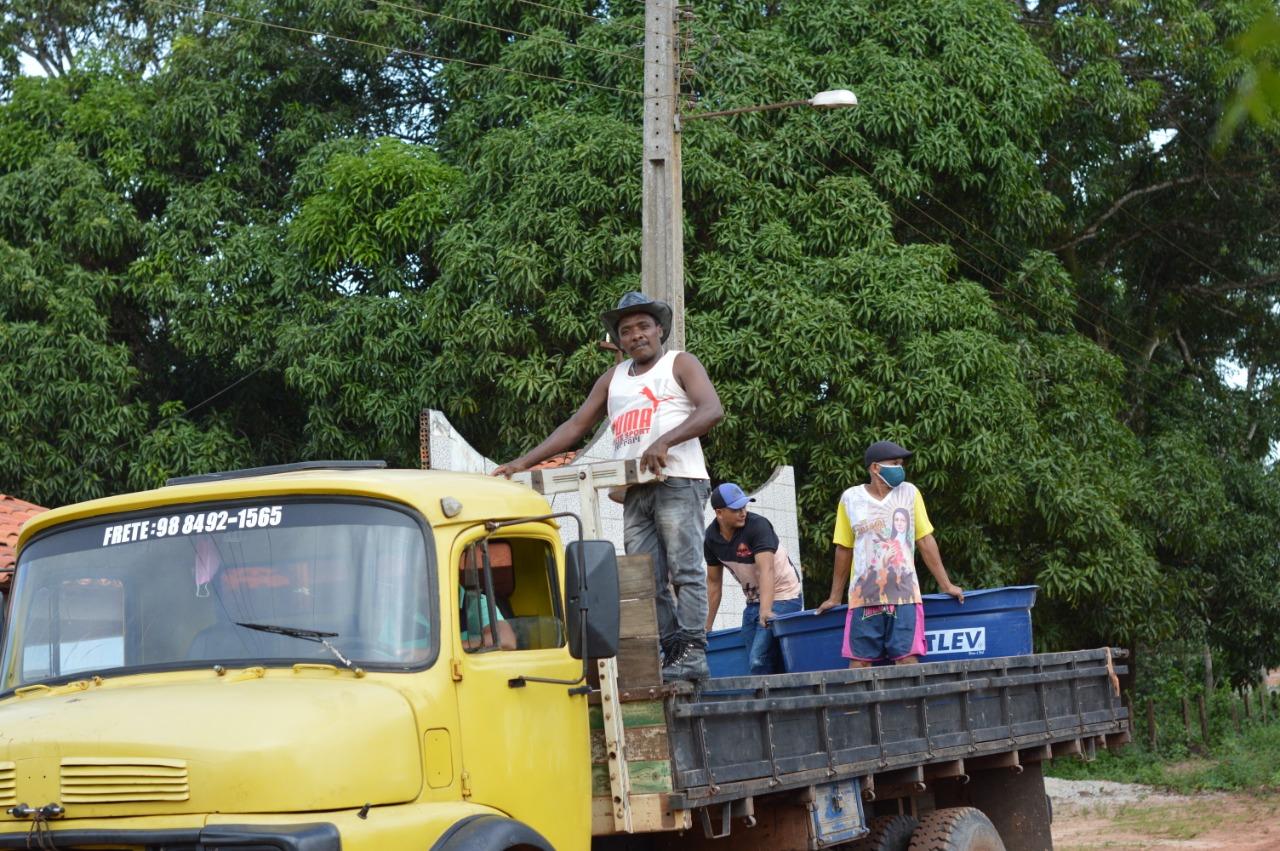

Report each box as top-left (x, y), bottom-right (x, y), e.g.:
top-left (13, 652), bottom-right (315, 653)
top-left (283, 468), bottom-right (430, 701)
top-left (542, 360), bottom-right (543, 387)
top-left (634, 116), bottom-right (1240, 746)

top-left (706, 626), bottom-right (749, 677)
top-left (772, 586), bottom-right (1039, 673)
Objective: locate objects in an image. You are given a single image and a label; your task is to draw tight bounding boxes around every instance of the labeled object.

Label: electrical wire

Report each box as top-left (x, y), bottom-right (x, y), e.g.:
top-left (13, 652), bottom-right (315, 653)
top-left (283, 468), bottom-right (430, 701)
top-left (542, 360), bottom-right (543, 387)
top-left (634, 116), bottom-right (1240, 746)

top-left (147, 0), bottom-right (644, 96)
top-left (693, 8), bottom-right (1267, 361)
top-left (366, 0), bottom-right (645, 67)
top-left (675, 22), bottom-right (1154, 361)
top-left (1100, 117), bottom-right (1273, 302)
top-left (127, 0), bottom-right (1256, 457)
top-left (508, 0), bottom-right (647, 36)
top-left (680, 12), bottom-right (1241, 374)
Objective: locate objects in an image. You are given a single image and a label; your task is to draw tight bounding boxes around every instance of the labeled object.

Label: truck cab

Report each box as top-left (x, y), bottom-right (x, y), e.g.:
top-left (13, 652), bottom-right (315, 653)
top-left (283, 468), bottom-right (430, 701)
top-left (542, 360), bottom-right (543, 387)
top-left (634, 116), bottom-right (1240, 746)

top-left (0, 462), bottom-right (601, 850)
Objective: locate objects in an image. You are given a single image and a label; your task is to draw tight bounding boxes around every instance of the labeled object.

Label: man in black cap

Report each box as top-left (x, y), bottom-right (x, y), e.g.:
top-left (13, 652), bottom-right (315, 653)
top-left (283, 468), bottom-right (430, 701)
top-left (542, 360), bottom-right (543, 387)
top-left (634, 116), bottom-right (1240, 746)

top-left (817, 440), bottom-right (963, 667)
top-left (493, 291), bottom-right (723, 681)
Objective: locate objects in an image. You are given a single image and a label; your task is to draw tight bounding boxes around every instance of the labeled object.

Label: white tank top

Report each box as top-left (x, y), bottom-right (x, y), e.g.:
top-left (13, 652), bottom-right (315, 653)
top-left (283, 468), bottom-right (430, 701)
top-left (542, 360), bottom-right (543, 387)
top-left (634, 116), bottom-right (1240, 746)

top-left (606, 351), bottom-right (709, 480)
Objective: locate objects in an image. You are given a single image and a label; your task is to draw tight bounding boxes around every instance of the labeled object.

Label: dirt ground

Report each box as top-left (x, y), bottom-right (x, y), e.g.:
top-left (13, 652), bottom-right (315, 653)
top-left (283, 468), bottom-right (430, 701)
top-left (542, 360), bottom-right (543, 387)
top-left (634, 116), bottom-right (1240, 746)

top-left (1047, 778), bottom-right (1280, 850)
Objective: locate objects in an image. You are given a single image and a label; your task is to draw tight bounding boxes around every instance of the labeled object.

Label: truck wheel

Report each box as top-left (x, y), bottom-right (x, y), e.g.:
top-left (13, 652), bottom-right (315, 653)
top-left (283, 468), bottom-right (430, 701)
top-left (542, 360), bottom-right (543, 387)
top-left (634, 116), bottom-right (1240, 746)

top-left (906, 807), bottom-right (1004, 851)
top-left (850, 814), bottom-right (919, 850)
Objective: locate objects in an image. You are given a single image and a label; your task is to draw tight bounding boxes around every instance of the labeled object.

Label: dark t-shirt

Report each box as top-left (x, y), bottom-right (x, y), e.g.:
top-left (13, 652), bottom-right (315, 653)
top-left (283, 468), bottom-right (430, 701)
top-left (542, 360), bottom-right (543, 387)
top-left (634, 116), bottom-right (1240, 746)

top-left (704, 513), bottom-right (802, 604)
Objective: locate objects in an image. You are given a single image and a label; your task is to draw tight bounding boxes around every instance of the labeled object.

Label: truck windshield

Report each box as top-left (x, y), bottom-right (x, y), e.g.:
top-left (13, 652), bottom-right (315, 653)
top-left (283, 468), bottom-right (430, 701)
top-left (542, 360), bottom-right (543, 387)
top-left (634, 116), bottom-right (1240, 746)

top-left (1, 500), bottom-right (435, 690)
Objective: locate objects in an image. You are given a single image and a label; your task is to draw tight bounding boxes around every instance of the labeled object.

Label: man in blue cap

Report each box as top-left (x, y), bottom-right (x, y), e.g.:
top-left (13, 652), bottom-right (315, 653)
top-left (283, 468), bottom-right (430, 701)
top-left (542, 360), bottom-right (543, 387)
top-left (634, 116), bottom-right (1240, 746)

top-left (704, 482), bottom-right (804, 675)
top-left (493, 292), bottom-right (723, 681)
top-left (817, 440), bottom-right (963, 667)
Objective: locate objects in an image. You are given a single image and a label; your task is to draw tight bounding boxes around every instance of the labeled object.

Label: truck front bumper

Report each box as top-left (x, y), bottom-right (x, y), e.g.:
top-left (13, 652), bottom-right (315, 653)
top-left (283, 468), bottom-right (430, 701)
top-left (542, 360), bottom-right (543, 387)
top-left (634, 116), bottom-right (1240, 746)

top-left (0, 822), bottom-right (338, 850)
top-left (0, 801), bottom-right (515, 851)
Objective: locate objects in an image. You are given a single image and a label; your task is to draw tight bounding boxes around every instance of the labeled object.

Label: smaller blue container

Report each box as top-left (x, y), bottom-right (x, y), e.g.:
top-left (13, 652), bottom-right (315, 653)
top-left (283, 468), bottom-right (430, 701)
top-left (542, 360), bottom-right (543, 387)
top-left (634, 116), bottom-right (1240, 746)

top-left (706, 626), bottom-right (749, 677)
top-left (772, 586), bottom-right (1039, 673)
top-left (771, 605), bottom-right (849, 673)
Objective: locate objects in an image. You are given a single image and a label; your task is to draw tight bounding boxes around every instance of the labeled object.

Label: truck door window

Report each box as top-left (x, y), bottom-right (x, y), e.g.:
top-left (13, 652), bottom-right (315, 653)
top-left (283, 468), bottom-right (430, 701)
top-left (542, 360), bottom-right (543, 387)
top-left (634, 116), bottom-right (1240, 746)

top-left (459, 538), bottom-right (564, 653)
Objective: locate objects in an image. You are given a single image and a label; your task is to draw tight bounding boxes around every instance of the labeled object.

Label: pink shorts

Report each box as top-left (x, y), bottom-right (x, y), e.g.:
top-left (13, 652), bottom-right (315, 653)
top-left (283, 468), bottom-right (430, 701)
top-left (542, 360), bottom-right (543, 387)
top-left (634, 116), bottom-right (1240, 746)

top-left (841, 603), bottom-right (926, 662)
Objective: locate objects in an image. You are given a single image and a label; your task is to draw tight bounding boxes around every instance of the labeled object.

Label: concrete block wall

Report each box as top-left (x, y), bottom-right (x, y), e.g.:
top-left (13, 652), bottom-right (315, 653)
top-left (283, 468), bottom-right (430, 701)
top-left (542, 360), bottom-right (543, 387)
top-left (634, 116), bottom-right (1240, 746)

top-left (423, 409), bottom-right (803, 631)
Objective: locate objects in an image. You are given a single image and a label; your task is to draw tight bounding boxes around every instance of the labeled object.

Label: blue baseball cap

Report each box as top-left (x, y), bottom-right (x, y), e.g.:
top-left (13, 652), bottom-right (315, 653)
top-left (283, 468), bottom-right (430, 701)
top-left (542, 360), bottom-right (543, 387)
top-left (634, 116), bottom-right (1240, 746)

top-left (710, 482), bottom-right (754, 511)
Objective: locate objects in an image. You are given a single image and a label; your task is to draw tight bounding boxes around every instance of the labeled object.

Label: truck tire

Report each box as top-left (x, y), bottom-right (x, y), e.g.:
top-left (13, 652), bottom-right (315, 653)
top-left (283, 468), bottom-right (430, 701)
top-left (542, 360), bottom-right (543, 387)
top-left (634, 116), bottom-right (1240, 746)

top-left (850, 814), bottom-right (919, 850)
top-left (906, 807), bottom-right (1004, 851)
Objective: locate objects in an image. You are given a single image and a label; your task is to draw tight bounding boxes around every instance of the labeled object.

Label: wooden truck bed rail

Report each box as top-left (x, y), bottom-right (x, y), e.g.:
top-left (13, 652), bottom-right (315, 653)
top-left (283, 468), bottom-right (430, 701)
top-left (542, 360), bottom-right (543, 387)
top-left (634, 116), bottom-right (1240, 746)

top-left (663, 648), bottom-right (1128, 809)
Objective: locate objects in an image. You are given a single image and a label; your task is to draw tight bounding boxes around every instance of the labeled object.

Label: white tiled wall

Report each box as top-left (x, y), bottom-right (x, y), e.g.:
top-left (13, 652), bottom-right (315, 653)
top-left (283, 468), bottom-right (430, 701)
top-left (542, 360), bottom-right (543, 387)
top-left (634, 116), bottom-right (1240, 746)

top-left (423, 409), bottom-right (804, 631)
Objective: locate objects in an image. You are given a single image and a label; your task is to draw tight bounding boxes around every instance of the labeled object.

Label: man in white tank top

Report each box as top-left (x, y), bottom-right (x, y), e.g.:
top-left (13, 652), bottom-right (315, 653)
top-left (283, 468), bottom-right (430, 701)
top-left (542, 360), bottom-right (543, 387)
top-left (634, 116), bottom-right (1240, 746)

top-left (493, 292), bottom-right (723, 681)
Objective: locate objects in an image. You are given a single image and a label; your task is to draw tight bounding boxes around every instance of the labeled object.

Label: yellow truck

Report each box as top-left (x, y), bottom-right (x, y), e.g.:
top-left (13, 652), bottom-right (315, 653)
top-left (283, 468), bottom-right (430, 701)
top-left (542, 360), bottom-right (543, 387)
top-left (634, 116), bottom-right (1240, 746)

top-left (0, 460), bottom-right (1128, 850)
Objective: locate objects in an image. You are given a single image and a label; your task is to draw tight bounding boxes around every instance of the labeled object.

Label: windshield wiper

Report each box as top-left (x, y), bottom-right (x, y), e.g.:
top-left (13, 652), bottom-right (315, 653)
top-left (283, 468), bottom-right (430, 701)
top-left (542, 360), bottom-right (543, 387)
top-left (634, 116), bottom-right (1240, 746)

top-left (235, 622), bottom-right (359, 672)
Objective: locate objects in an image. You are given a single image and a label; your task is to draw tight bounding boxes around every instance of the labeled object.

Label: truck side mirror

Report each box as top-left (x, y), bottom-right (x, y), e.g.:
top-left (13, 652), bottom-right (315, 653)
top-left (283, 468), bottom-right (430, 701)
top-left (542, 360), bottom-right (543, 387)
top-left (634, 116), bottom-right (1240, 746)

top-left (565, 541), bottom-right (619, 660)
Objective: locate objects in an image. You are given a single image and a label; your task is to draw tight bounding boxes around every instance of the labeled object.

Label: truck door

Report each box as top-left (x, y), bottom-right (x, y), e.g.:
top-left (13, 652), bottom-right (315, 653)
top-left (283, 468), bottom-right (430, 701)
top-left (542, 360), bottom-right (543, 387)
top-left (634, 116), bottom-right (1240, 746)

top-left (450, 531), bottom-right (591, 850)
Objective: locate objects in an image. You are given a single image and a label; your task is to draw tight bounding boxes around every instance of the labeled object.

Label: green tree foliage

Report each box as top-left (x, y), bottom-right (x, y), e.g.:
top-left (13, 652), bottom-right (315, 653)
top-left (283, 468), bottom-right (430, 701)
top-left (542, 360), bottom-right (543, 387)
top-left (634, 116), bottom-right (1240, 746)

top-left (1020, 0), bottom-right (1280, 682)
top-left (0, 0), bottom-right (1277, 682)
top-left (1219, 6), bottom-right (1280, 145)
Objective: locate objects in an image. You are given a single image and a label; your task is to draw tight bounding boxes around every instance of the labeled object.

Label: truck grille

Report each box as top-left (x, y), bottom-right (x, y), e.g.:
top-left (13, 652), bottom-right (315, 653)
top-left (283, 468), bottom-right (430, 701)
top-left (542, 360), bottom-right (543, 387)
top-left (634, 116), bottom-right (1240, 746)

top-left (60, 757), bottom-right (190, 804)
top-left (0, 762), bottom-right (14, 808)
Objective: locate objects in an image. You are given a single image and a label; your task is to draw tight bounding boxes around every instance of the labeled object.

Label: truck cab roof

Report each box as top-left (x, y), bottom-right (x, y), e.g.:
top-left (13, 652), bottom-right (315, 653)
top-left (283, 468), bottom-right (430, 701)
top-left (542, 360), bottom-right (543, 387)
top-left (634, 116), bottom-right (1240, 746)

top-left (17, 464), bottom-right (554, 552)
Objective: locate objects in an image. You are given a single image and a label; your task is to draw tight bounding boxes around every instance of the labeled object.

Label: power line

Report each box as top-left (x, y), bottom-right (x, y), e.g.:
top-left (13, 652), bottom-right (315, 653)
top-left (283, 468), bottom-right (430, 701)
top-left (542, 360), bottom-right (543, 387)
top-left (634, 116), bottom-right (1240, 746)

top-left (119, 0), bottom-right (661, 459)
top-left (704, 7), bottom-right (1264, 359)
top-left (182, 357), bottom-right (278, 419)
top-left (508, 0), bottom-right (646, 36)
top-left (117, 354), bottom-right (281, 458)
top-left (147, 0), bottom-right (644, 97)
top-left (684, 90), bottom-right (1208, 411)
top-left (681, 13), bottom-right (1235, 373)
top-left (668, 25), bottom-right (1200, 387)
top-left (675, 23), bottom-right (1148, 355)
top-left (366, 0), bottom-right (644, 68)
top-left (127, 0), bottom-right (1234, 458)
top-left (1009, 32), bottom-right (1276, 328)
top-left (1098, 117), bottom-right (1270, 300)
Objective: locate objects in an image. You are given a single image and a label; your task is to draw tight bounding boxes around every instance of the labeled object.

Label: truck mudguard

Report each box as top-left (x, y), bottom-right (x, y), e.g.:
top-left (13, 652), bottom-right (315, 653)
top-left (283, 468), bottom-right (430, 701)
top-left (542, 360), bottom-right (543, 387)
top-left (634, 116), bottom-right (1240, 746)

top-left (429, 814), bottom-right (554, 851)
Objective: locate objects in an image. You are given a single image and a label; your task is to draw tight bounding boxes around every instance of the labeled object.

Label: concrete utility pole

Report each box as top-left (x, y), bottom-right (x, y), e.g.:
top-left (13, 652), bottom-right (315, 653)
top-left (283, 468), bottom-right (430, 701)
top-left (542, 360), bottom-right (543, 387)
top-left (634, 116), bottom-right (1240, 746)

top-left (639, 2), bottom-right (855, 353)
top-left (641, 0), bottom-right (685, 351)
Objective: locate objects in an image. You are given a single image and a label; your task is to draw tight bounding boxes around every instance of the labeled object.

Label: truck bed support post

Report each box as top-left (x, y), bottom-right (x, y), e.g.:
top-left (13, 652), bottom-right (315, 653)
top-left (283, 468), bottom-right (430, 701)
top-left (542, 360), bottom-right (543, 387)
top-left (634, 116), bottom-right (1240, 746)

top-left (961, 760), bottom-right (1053, 851)
top-left (513, 460), bottom-right (662, 836)
top-left (599, 656), bottom-right (633, 833)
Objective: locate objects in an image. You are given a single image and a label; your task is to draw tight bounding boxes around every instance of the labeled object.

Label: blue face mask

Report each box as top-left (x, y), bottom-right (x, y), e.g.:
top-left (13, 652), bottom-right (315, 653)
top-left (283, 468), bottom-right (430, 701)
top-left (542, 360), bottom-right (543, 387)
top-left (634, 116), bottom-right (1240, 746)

top-left (877, 464), bottom-right (906, 488)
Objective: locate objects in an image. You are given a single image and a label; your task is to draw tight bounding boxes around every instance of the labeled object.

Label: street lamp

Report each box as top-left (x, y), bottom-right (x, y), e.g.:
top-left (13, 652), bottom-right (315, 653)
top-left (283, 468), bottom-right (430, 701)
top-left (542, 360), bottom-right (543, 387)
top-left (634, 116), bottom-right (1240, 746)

top-left (640, 0), bottom-right (858, 351)
top-left (681, 89), bottom-right (859, 123)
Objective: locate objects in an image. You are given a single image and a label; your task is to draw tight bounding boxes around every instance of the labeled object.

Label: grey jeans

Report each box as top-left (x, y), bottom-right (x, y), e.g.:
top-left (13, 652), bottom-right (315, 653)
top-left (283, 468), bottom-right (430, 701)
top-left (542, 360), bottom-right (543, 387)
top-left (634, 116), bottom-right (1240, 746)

top-left (623, 477), bottom-right (710, 649)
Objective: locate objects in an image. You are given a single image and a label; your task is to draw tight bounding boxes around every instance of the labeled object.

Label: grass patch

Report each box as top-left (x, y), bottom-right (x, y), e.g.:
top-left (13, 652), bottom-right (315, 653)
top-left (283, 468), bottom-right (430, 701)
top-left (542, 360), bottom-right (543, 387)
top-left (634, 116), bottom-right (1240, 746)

top-left (1046, 722), bottom-right (1280, 793)
top-left (1110, 801), bottom-right (1221, 840)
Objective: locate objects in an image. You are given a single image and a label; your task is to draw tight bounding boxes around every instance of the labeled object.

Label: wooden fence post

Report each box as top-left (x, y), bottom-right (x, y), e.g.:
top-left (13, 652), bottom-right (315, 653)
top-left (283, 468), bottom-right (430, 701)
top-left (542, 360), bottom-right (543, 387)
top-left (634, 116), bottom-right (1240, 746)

top-left (1147, 698), bottom-right (1157, 751)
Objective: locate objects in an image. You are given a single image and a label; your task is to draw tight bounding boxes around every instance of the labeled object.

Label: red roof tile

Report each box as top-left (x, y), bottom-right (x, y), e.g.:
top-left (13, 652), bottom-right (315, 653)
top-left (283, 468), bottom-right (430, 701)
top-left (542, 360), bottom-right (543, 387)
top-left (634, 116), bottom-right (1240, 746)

top-left (0, 494), bottom-right (47, 587)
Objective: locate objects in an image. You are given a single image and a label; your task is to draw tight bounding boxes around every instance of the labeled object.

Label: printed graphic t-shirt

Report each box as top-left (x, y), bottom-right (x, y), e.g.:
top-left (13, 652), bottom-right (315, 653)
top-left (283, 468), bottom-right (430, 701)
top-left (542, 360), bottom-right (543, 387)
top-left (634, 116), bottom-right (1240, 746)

top-left (831, 483), bottom-right (933, 607)
top-left (606, 350), bottom-right (709, 480)
top-left (704, 513), bottom-right (802, 604)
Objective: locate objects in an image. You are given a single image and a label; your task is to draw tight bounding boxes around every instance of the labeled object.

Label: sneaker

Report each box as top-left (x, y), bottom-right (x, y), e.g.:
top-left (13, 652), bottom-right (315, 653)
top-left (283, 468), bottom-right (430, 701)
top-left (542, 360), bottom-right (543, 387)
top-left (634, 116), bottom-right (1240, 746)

top-left (661, 643), bottom-right (709, 682)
